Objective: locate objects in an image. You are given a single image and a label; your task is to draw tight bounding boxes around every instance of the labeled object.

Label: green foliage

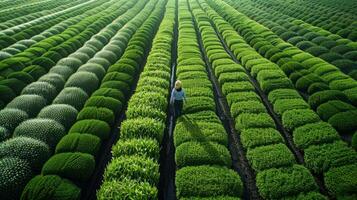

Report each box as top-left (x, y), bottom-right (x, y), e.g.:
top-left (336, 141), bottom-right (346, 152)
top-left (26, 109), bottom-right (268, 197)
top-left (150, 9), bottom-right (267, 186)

top-left (176, 165), bottom-right (243, 198)
top-left (103, 155), bottom-right (159, 185)
top-left (304, 141), bottom-right (357, 174)
top-left (120, 118), bottom-right (164, 142)
top-left (7, 72), bottom-right (34, 84)
top-left (129, 91), bottom-right (167, 112)
top-left (256, 165), bottom-right (317, 199)
top-left (324, 164), bottom-right (357, 198)
top-left (0, 137), bottom-right (50, 170)
top-left (247, 143), bottom-right (296, 171)
top-left (184, 96), bottom-right (215, 113)
top-left (0, 108), bottom-right (28, 132)
top-left (102, 72), bottom-right (133, 85)
top-left (281, 192), bottom-right (327, 200)
top-left (240, 128), bottom-right (283, 149)
top-left (77, 106), bottom-right (114, 125)
top-left (65, 72), bottom-right (99, 95)
top-left (13, 118), bottom-right (65, 149)
top-left (175, 141), bottom-right (231, 168)
top-left (317, 100), bottom-right (355, 121)
top-left (55, 133), bottom-right (101, 156)
top-left (6, 94), bottom-right (47, 117)
top-left (308, 90), bottom-right (349, 109)
top-left (328, 110), bottom-right (357, 132)
top-left (260, 77), bottom-right (294, 93)
top-left (293, 122), bottom-right (340, 149)
top-left (38, 74), bottom-right (65, 91)
top-left (53, 87), bottom-right (88, 111)
top-left (307, 82), bottom-right (330, 95)
top-left (21, 82), bottom-right (57, 103)
top-left (84, 96), bottom-right (122, 115)
top-left (0, 85), bottom-right (16, 104)
top-left (273, 99), bottom-right (309, 116)
top-left (235, 113), bottom-right (275, 130)
top-left (0, 157), bottom-right (32, 200)
top-left (222, 81), bottom-right (254, 95)
top-left (97, 179), bottom-right (157, 200)
top-left (226, 91), bottom-right (261, 106)
top-left (100, 81), bottom-right (130, 95)
top-left (78, 63), bottom-right (106, 80)
top-left (352, 132), bottom-right (357, 150)
top-left (69, 119), bottom-right (110, 140)
top-left (112, 139), bottom-right (159, 161)
top-left (37, 104), bottom-right (78, 130)
top-left (21, 175), bottom-right (81, 200)
top-left (231, 101), bottom-right (266, 118)
top-left (92, 88), bottom-right (125, 103)
top-left (180, 197), bottom-right (240, 200)
top-left (42, 152), bottom-right (95, 182)
top-left (282, 109), bottom-right (320, 131)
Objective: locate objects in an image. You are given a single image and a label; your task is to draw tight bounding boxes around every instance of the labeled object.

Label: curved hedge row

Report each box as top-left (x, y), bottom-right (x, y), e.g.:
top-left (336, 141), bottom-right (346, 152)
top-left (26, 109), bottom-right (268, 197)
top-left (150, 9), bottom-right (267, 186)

top-left (97, 0), bottom-right (173, 198)
top-left (205, 0), bottom-right (357, 199)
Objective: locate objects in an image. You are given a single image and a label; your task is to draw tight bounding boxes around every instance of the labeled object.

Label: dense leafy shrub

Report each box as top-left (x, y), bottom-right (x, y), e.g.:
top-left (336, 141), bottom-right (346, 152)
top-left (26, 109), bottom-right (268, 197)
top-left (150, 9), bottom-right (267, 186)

top-left (84, 96), bottom-right (122, 115)
top-left (21, 82), bottom-right (57, 103)
top-left (0, 85), bottom-right (16, 104)
top-left (324, 164), bottom-right (357, 198)
top-left (103, 155), bottom-right (159, 185)
top-left (55, 133), bottom-right (101, 156)
top-left (352, 132), bottom-right (357, 150)
top-left (100, 80), bottom-right (130, 95)
top-left (176, 165), bottom-right (243, 198)
top-left (240, 128), bottom-right (283, 149)
top-left (69, 119), bottom-right (110, 140)
top-left (42, 152), bottom-right (95, 182)
top-left (175, 141), bottom-right (231, 168)
top-left (92, 88), bottom-right (125, 103)
top-left (328, 110), bottom-right (357, 132)
top-left (0, 108), bottom-right (28, 132)
top-left (293, 122), bottom-right (340, 149)
top-left (308, 90), bottom-right (349, 109)
top-left (256, 164), bottom-right (317, 199)
top-left (329, 78), bottom-right (357, 91)
top-left (235, 113), bottom-right (275, 130)
top-left (120, 118), bottom-right (164, 142)
top-left (0, 137), bottom-right (50, 170)
top-left (6, 94), bottom-right (47, 117)
top-left (231, 101), bottom-right (266, 118)
top-left (38, 74), bottom-right (65, 91)
top-left (112, 138), bottom-right (160, 160)
top-left (282, 109), bottom-right (320, 131)
top-left (273, 99), bottom-right (309, 116)
top-left (0, 157), bottom-right (32, 200)
top-left (304, 141), bottom-right (357, 173)
top-left (53, 87), bottom-right (88, 111)
top-left (129, 91), bottom-right (167, 112)
top-left (21, 175), bottom-right (81, 200)
top-left (295, 74), bottom-right (324, 92)
top-left (281, 192), bottom-right (327, 200)
top-left (77, 107), bottom-right (114, 125)
top-left (247, 143), bottom-right (295, 171)
top-left (78, 63), bottom-right (106, 80)
top-left (226, 91), bottom-right (261, 106)
top-left (8, 72), bottom-right (34, 84)
top-left (37, 104), bottom-right (78, 130)
top-left (97, 179), bottom-right (157, 200)
top-left (13, 118), bottom-right (65, 149)
top-left (65, 72), bottom-right (99, 94)
top-left (317, 100), bottom-right (355, 121)
top-left (184, 96), bottom-right (215, 113)
top-left (307, 82), bottom-right (330, 95)
top-left (174, 121), bottom-right (227, 147)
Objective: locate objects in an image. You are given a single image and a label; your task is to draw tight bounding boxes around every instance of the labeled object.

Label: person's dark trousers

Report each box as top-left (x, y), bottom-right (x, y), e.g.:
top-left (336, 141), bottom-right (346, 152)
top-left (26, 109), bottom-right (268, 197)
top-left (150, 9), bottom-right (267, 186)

top-left (174, 99), bottom-right (183, 118)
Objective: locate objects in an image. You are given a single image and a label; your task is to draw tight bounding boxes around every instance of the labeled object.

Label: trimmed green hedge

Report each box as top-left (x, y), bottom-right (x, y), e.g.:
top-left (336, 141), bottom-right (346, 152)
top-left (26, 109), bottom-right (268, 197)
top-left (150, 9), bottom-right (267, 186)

top-left (324, 164), bottom-right (357, 198)
top-left (352, 132), bottom-right (357, 150)
top-left (42, 152), bottom-right (95, 182)
top-left (231, 101), bottom-right (266, 118)
top-left (226, 91), bottom-right (261, 106)
top-left (112, 139), bottom-right (160, 161)
top-left (176, 165), bottom-right (243, 198)
top-left (268, 89), bottom-right (301, 104)
top-left (120, 118), bottom-right (164, 142)
top-left (21, 175), bottom-right (81, 200)
top-left (37, 104), bottom-right (78, 130)
top-left (77, 106), bottom-right (115, 125)
top-left (282, 109), bottom-right (320, 131)
top-left (240, 128), bottom-right (283, 149)
top-left (103, 155), bottom-right (159, 185)
top-left (174, 121), bottom-right (228, 147)
top-left (53, 87), bottom-right (88, 111)
top-left (65, 72), bottom-right (99, 95)
top-left (13, 118), bottom-right (65, 149)
top-left (304, 141), bottom-right (357, 174)
top-left (247, 143), bottom-right (296, 171)
top-left (317, 100), bottom-right (355, 121)
top-left (293, 122), bottom-right (340, 149)
top-left (235, 113), bottom-right (275, 130)
top-left (0, 108), bottom-right (28, 132)
top-left (55, 133), bottom-right (101, 156)
top-left (308, 90), bottom-right (349, 109)
top-left (97, 179), bottom-right (157, 200)
top-left (84, 96), bottom-right (122, 115)
top-left (69, 119), bottom-right (111, 140)
top-left (92, 88), bottom-right (125, 103)
top-left (273, 99), bottom-right (309, 116)
top-left (0, 157), bottom-right (32, 200)
top-left (256, 164), bottom-right (317, 199)
top-left (0, 136), bottom-right (50, 170)
top-left (175, 141), bottom-right (231, 168)
top-left (281, 192), bottom-right (327, 200)
top-left (328, 110), bottom-right (357, 132)
top-left (6, 95), bottom-right (47, 117)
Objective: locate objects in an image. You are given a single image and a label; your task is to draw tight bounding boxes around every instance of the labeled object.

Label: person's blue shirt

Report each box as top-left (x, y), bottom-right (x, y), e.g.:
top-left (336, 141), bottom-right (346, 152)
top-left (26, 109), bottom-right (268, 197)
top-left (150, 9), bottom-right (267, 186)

top-left (170, 88), bottom-right (186, 102)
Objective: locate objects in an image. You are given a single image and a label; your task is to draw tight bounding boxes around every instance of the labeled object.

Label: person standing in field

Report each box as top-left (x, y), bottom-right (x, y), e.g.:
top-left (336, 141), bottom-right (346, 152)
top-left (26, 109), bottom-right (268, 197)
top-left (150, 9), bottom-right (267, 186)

top-left (171, 80), bottom-right (186, 118)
